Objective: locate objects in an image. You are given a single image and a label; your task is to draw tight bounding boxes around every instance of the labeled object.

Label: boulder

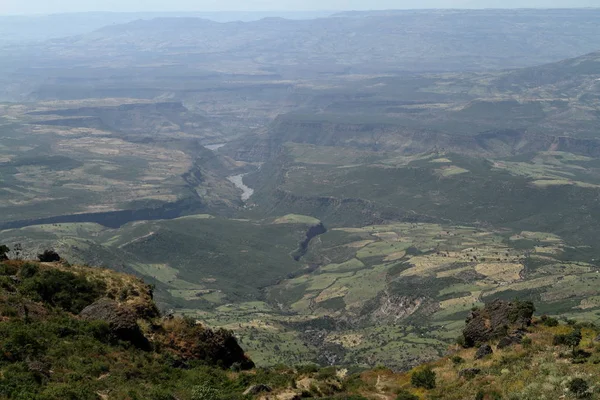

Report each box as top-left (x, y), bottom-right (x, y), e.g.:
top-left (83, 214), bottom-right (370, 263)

top-left (459, 368), bottom-right (481, 379)
top-left (497, 335), bottom-right (522, 349)
top-left (243, 385), bottom-right (273, 396)
top-left (462, 299), bottom-right (534, 347)
top-left (475, 344), bottom-right (493, 360)
top-left (80, 299), bottom-right (150, 349)
top-left (159, 321), bottom-right (255, 370)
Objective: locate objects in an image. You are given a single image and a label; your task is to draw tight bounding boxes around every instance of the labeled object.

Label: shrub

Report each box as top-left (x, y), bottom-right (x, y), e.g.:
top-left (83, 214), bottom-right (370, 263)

top-left (0, 263), bottom-right (18, 276)
top-left (20, 269), bottom-right (105, 313)
top-left (0, 323), bottom-right (45, 361)
top-left (521, 336), bottom-right (532, 348)
top-left (540, 315), bottom-right (559, 327)
top-left (296, 364), bottom-right (320, 374)
top-left (451, 355), bottom-right (464, 365)
top-left (0, 245), bottom-right (9, 260)
top-left (568, 378), bottom-right (589, 398)
top-left (396, 389), bottom-right (419, 400)
top-left (37, 250), bottom-right (61, 263)
top-left (411, 366), bottom-right (436, 390)
top-left (19, 263), bottom-right (39, 279)
top-left (553, 334), bottom-right (567, 346)
top-left (316, 366), bottom-right (337, 380)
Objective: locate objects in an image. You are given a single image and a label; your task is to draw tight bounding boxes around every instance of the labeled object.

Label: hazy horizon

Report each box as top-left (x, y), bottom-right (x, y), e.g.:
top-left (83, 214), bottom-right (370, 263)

top-left (1, 0), bottom-right (599, 15)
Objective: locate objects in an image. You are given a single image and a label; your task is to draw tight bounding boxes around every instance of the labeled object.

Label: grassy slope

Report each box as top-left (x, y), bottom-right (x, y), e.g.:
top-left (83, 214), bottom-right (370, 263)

top-left (361, 319), bottom-right (600, 400)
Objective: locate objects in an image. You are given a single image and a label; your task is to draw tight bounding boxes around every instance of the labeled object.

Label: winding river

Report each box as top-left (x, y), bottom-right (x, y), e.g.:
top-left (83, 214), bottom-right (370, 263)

top-left (205, 143), bottom-right (254, 202)
top-left (205, 143), bottom-right (226, 151)
top-left (227, 174), bottom-right (254, 201)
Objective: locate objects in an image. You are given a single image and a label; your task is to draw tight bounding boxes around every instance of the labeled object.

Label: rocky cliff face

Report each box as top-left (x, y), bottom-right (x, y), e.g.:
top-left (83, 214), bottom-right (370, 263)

top-left (462, 299), bottom-right (535, 347)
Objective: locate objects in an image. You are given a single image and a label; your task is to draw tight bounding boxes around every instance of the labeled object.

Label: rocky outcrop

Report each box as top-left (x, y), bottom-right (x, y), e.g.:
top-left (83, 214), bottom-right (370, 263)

top-left (243, 385), bottom-right (272, 395)
top-left (370, 294), bottom-right (436, 322)
top-left (497, 335), bottom-right (523, 349)
top-left (159, 318), bottom-right (255, 370)
top-left (462, 299), bottom-right (534, 347)
top-left (475, 344), bottom-right (493, 360)
top-left (80, 299), bottom-right (150, 349)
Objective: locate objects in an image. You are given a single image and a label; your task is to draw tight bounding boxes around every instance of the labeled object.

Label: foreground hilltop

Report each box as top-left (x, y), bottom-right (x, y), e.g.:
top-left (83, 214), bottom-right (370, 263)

top-left (0, 259), bottom-right (255, 399)
top-left (2, 258), bottom-right (600, 399)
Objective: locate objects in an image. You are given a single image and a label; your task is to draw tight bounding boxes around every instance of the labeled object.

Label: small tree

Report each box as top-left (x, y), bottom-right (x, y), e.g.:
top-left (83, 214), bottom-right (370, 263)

top-left (411, 366), bottom-right (436, 390)
top-left (37, 250), bottom-right (61, 263)
top-left (0, 245), bottom-right (9, 261)
top-left (565, 329), bottom-right (582, 355)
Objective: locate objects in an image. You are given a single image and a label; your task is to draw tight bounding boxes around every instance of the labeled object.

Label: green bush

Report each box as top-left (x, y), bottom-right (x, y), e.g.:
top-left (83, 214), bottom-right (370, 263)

top-left (411, 366), bottom-right (436, 390)
top-left (553, 334), bottom-right (567, 346)
top-left (396, 389), bottom-right (419, 400)
top-left (451, 355), bottom-right (464, 365)
top-left (0, 323), bottom-right (45, 361)
top-left (20, 269), bottom-right (105, 313)
top-left (0, 263), bottom-right (18, 276)
top-left (316, 366), bottom-right (337, 380)
top-left (19, 263), bottom-right (39, 279)
top-left (540, 315), bottom-right (559, 327)
top-left (568, 378), bottom-right (589, 398)
top-left (296, 363), bottom-right (320, 374)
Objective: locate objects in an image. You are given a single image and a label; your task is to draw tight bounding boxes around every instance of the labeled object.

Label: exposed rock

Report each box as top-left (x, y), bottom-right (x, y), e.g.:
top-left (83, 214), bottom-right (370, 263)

top-left (459, 368), bottom-right (481, 379)
top-left (497, 335), bottom-right (522, 349)
top-left (475, 344), bottom-right (493, 359)
top-left (80, 298), bottom-right (150, 349)
top-left (462, 299), bottom-right (534, 347)
top-left (243, 385), bottom-right (272, 396)
top-left (158, 319), bottom-right (254, 370)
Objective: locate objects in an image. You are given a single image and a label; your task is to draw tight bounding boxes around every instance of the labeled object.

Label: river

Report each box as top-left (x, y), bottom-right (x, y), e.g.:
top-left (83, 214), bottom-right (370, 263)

top-left (227, 174), bottom-right (254, 201)
top-left (205, 143), bottom-right (226, 151)
top-left (206, 143), bottom-right (253, 201)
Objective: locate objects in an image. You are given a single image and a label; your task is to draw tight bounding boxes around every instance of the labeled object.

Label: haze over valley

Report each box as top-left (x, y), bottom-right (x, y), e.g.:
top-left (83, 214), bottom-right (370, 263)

top-left (2, 5), bottom-right (600, 399)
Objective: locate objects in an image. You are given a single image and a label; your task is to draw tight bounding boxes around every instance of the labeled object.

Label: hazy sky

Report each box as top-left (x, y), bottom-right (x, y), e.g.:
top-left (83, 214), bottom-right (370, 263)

top-left (0, 0), bottom-right (597, 14)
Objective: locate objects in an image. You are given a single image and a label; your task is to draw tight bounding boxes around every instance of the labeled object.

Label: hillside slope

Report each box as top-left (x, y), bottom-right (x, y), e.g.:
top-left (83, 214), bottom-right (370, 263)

top-left (2, 258), bottom-right (600, 399)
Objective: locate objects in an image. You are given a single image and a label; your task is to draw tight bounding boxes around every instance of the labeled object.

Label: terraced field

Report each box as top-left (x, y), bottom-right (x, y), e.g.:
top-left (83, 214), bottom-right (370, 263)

top-left (4, 211), bottom-right (594, 368)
